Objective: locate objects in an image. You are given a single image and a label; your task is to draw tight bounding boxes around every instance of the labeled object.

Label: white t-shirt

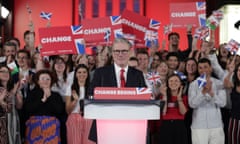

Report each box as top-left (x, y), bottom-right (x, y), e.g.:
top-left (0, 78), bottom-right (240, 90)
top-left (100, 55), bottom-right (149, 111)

top-left (65, 86), bottom-right (85, 113)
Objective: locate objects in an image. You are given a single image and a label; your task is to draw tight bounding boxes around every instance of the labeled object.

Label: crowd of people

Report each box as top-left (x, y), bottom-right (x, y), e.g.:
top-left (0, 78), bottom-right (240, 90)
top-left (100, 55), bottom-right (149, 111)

top-left (0, 23), bottom-right (239, 144)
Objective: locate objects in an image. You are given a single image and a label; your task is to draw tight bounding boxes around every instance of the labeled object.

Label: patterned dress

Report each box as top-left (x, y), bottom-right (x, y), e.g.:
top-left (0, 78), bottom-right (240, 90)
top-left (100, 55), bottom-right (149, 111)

top-left (0, 87), bottom-right (12, 144)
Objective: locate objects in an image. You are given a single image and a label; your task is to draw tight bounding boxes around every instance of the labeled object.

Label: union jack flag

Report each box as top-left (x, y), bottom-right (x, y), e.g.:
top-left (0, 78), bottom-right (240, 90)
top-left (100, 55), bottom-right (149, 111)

top-left (197, 74), bottom-right (207, 89)
top-left (71, 25), bottom-right (83, 35)
top-left (225, 39), bottom-right (240, 55)
top-left (195, 2), bottom-right (206, 27)
top-left (26, 4), bottom-right (32, 14)
top-left (104, 29), bottom-right (111, 42)
top-left (149, 19), bottom-right (160, 30)
top-left (198, 14), bottom-right (206, 27)
top-left (110, 15), bottom-right (121, 25)
top-left (74, 39), bottom-right (85, 54)
top-left (40, 11), bottom-right (52, 20)
top-left (136, 87), bottom-right (152, 95)
top-left (114, 29), bottom-right (123, 38)
top-left (144, 30), bottom-right (159, 47)
top-left (196, 2), bottom-right (206, 11)
top-left (194, 26), bottom-right (209, 40)
top-left (146, 72), bottom-right (161, 86)
top-left (212, 10), bottom-right (224, 21)
top-left (164, 24), bottom-right (173, 35)
top-left (123, 33), bottom-right (136, 46)
top-left (174, 71), bottom-right (187, 80)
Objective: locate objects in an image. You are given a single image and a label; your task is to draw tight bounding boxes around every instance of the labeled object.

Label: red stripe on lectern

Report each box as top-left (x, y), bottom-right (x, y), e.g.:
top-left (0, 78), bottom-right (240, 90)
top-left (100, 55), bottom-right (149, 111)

top-left (85, 0), bottom-right (92, 18)
top-left (126, 0), bottom-right (133, 11)
top-left (99, 0), bottom-right (106, 17)
top-left (113, 0), bottom-right (120, 15)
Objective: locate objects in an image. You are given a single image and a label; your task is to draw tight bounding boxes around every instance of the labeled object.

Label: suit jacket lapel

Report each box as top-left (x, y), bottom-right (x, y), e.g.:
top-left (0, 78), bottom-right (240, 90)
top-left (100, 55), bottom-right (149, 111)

top-left (125, 67), bottom-right (132, 87)
top-left (110, 65), bottom-right (118, 87)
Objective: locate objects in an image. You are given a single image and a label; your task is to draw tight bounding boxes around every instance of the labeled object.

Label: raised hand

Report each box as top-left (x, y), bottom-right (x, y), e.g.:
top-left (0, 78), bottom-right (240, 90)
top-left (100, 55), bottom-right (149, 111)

top-left (41, 88), bottom-right (51, 102)
top-left (72, 90), bottom-right (78, 101)
top-left (177, 86), bottom-right (183, 100)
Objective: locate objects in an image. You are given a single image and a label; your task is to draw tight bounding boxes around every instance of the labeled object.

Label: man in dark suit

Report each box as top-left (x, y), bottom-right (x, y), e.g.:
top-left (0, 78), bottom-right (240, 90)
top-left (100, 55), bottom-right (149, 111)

top-left (88, 37), bottom-right (146, 142)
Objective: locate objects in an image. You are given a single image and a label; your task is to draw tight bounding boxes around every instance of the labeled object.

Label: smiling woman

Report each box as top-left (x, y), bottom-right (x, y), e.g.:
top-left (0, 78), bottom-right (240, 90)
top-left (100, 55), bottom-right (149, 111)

top-left (24, 69), bottom-right (64, 144)
top-left (158, 74), bottom-right (188, 144)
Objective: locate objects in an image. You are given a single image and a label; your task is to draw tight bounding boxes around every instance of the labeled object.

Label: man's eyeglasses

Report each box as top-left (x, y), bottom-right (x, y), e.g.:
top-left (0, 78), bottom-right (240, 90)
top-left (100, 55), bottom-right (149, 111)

top-left (112, 50), bottom-right (129, 55)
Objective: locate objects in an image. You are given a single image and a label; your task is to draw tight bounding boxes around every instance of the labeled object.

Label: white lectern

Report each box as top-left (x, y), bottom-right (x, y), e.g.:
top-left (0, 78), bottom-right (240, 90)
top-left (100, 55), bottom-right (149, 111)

top-left (84, 87), bottom-right (161, 144)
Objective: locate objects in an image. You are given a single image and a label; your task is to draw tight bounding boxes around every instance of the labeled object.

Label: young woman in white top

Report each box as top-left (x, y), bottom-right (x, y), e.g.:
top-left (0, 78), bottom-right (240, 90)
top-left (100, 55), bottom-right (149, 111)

top-left (65, 64), bottom-right (95, 144)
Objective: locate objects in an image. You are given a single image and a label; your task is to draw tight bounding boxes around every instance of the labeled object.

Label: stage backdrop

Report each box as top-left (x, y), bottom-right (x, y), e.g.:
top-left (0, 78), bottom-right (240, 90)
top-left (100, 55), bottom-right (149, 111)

top-left (13, 0), bottom-right (218, 52)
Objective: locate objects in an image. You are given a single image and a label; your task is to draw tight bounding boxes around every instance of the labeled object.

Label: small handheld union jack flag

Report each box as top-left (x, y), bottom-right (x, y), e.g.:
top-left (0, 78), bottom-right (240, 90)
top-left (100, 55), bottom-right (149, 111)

top-left (225, 39), bottom-right (240, 55)
top-left (40, 11), bottom-right (52, 20)
top-left (146, 72), bottom-right (161, 86)
top-left (144, 30), bottom-right (159, 47)
top-left (194, 26), bottom-right (209, 40)
top-left (197, 74), bottom-right (207, 89)
top-left (164, 24), bottom-right (173, 35)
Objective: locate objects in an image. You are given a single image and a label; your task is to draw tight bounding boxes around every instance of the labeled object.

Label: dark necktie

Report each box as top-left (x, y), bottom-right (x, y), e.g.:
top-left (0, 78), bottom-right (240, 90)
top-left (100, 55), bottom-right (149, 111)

top-left (120, 69), bottom-right (125, 87)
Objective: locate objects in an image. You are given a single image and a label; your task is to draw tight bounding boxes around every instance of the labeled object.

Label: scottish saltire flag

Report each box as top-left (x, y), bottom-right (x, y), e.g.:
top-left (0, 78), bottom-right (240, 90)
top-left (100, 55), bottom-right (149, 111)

top-left (149, 19), bottom-right (160, 30)
top-left (71, 25), bottom-right (83, 35)
top-left (110, 15), bottom-right (121, 25)
top-left (174, 71), bottom-right (187, 80)
top-left (104, 29), bottom-right (111, 42)
top-left (146, 72), bottom-right (161, 85)
top-left (144, 30), bottom-right (159, 47)
top-left (40, 11), bottom-right (52, 20)
top-left (196, 2), bottom-right (206, 11)
top-left (197, 74), bottom-right (207, 89)
top-left (164, 24), bottom-right (173, 35)
top-left (26, 4), bottom-right (32, 14)
top-left (194, 26), bottom-right (209, 40)
top-left (136, 87), bottom-right (152, 95)
top-left (225, 39), bottom-right (240, 55)
top-left (74, 39), bottom-right (85, 54)
top-left (212, 10), bottom-right (224, 21)
top-left (7, 61), bottom-right (19, 75)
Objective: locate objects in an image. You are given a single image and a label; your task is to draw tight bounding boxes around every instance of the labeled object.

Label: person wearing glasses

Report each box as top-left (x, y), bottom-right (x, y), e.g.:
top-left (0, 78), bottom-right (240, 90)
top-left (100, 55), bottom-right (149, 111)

top-left (24, 69), bottom-right (64, 144)
top-left (88, 37), bottom-right (146, 143)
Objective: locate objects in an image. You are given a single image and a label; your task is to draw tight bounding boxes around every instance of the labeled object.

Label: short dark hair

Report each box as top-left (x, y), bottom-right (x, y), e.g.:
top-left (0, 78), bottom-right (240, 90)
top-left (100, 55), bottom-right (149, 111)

top-left (166, 52), bottom-right (180, 61)
top-left (7, 37), bottom-right (21, 47)
top-left (17, 49), bottom-right (31, 59)
top-left (3, 41), bottom-right (17, 51)
top-left (136, 49), bottom-right (149, 57)
top-left (129, 56), bottom-right (139, 62)
top-left (24, 30), bottom-right (35, 38)
top-left (168, 32), bottom-right (180, 40)
top-left (198, 58), bottom-right (211, 66)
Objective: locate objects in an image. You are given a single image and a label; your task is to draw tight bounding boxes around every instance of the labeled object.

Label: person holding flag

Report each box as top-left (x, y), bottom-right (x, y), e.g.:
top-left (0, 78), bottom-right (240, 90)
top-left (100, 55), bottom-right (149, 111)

top-left (188, 58), bottom-right (226, 144)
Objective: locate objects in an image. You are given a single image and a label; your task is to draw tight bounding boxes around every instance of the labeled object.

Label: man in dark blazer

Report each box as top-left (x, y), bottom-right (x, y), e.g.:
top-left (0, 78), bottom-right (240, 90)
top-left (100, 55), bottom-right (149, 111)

top-left (88, 37), bottom-right (146, 142)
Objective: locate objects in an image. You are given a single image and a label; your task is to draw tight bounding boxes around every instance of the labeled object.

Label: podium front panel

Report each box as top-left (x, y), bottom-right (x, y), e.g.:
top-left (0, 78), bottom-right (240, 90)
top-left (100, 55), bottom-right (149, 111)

top-left (84, 100), bottom-right (160, 120)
